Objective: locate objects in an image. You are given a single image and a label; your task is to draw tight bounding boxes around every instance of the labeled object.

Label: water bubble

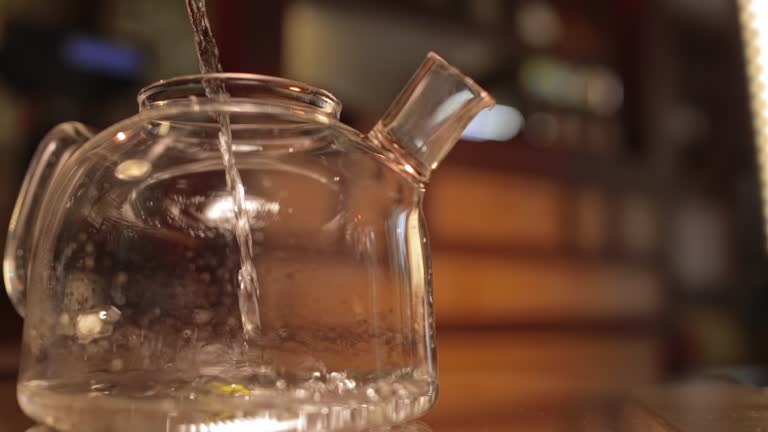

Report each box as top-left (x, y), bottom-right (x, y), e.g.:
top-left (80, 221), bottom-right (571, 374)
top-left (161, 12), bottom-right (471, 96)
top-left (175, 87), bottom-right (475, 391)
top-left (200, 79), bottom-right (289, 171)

top-left (141, 386), bottom-right (160, 397)
top-left (89, 383), bottom-right (114, 392)
top-left (276, 379), bottom-right (287, 390)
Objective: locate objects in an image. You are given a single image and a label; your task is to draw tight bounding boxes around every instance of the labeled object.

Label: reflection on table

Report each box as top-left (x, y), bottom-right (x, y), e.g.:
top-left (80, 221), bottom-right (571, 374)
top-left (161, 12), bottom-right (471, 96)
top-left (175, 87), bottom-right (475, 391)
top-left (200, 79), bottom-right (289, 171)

top-left (11, 380), bottom-right (768, 431)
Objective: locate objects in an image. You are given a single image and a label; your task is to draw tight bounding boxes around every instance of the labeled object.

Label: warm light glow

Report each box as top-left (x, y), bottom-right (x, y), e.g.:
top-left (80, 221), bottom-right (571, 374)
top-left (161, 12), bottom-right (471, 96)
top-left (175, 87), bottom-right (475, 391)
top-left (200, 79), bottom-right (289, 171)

top-left (403, 164), bottom-right (416, 175)
top-left (288, 86), bottom-right (303, 92)
top-left (738, 0), bottom-right (768, 247)
top-left (116, 131), bottom-right (127, 142)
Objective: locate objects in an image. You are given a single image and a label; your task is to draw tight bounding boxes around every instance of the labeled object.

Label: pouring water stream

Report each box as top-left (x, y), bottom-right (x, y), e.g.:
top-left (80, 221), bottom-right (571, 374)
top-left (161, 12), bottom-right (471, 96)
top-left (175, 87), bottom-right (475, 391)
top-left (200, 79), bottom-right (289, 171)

top-left (185, 0), bottom-right (261, 339)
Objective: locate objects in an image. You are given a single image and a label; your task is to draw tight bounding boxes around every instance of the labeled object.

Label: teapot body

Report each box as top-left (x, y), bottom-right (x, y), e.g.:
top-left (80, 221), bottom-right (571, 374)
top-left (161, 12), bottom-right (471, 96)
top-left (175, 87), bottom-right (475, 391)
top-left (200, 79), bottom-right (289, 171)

top-left (11, 75), bottom-right (437, 431)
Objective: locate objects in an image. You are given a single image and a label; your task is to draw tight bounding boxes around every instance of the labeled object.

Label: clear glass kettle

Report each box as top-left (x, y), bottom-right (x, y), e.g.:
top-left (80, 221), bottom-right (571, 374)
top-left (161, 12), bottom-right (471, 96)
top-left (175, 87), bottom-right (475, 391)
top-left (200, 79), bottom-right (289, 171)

top-left (4, 52), bottom-right (494, 431)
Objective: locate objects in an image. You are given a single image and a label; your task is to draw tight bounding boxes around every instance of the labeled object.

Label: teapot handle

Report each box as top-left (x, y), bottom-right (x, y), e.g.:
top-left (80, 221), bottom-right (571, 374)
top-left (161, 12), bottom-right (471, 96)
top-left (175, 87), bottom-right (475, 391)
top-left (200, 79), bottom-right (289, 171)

top-left (4, 122), bottom-right (94, 317)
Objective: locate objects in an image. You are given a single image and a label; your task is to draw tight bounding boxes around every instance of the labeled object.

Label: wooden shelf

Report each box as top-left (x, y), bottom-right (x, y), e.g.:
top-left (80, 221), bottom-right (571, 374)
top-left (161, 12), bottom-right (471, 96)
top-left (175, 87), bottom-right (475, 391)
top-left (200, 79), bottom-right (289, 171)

top-left (432, 252), bottom-right (663, 326)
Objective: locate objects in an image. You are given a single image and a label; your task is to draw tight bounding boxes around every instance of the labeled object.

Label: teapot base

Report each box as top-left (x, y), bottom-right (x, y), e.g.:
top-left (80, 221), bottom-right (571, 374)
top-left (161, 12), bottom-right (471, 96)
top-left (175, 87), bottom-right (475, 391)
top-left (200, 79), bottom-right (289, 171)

top-left (18, 370), bottom-right (436, 431)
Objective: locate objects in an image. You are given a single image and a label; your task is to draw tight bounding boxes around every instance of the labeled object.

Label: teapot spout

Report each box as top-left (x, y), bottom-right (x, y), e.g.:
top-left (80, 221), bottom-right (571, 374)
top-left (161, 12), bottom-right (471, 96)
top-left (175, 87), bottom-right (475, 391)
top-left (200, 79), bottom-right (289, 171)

top-left (369, 52), bottom-right (495, 180)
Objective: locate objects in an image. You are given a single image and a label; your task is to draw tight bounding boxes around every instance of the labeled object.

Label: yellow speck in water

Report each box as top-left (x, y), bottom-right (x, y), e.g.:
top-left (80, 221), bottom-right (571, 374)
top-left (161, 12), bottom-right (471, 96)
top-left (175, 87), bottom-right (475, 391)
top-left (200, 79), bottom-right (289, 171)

top-left (210, 382), bottom-right (250, 395)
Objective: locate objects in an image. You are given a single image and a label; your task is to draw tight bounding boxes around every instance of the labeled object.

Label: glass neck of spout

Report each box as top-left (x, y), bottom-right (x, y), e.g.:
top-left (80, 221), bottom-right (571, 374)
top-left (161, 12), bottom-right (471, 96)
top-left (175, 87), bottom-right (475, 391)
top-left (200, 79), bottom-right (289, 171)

top-left (370, 52), bottom-right (495, 181)
top-left (137, 73), bottom-right (342, 119)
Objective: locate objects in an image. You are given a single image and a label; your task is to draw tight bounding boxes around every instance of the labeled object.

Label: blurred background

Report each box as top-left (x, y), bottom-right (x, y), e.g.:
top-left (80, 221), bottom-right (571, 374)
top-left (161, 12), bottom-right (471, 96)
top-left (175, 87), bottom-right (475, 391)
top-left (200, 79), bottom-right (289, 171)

top-left (0, 0), bottom-right (765, 430)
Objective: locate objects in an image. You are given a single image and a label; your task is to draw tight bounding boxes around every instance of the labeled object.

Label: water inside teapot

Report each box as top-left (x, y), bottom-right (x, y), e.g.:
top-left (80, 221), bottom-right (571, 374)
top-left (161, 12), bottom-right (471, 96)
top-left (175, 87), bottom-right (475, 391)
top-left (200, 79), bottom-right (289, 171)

top-left (18, 153), bottom-right (435, 430)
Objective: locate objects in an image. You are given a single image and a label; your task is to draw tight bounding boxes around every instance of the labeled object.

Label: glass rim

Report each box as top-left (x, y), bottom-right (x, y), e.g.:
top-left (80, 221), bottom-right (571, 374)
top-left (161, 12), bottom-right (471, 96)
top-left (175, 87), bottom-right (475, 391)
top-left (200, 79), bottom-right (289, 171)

top-left (137, 73), bottom-right (342, 118)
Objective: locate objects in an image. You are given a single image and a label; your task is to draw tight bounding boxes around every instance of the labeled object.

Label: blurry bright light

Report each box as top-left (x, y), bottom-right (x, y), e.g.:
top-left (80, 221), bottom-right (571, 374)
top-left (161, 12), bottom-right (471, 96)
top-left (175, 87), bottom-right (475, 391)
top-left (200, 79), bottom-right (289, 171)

top-left (520, 57), bottom-right (623, 115)
top-left (63, 35), bottom-right (144, 79)
top-left (516, 2), bottom-right (562, 48)
top-left (738, 0), bottom-right (768, 247)
top-left (116, 131), bottom-right (127, 142)
top-left (462, 105), bottom-right (524, 142)
top-left (585, 67), bottom-right (624, 116)
top-left (288, 86), bottom-right (303, 92)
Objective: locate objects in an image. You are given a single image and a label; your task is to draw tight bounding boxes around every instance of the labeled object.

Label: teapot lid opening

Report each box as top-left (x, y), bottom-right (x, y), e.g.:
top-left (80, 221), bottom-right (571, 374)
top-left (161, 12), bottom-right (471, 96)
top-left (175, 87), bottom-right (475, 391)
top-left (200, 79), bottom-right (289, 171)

top-left (138, 73), bottom-right (342, 119)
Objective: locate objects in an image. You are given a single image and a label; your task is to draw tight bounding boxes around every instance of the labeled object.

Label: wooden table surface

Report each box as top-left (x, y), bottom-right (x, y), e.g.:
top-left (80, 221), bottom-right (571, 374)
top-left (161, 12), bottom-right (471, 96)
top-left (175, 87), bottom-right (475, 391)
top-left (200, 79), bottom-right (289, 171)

top-left (9, 386), bottom-right (768, 432)
top-left (2, 339), bottom-right (766, 431)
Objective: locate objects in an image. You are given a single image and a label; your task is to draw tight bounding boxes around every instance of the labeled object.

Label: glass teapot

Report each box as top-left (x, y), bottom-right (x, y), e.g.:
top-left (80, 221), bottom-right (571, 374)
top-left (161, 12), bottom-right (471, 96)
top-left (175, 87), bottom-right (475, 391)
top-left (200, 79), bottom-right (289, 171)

top-left (4, 52), bottom-right (494, 431)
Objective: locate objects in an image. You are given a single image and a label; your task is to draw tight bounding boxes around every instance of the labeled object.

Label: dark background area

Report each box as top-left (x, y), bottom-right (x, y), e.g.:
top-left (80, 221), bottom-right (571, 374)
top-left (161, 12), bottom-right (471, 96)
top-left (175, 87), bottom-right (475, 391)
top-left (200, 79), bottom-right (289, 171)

top-left (0, 0), bottom-right (765, 429)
